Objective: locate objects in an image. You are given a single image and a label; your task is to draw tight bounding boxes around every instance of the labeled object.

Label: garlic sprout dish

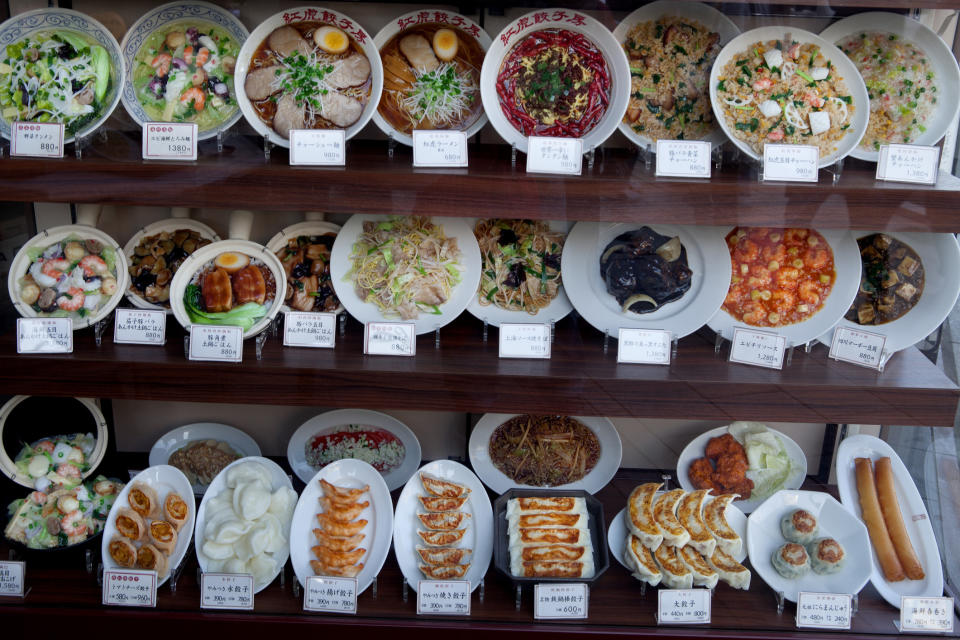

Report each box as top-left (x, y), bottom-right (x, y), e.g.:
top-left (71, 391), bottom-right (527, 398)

top-left (475, 219), bottom-right (563, 314)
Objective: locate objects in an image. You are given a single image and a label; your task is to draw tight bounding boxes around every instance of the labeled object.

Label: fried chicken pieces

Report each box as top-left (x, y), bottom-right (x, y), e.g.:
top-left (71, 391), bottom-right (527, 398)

top-left (688, 434), bottom-right (753, 498)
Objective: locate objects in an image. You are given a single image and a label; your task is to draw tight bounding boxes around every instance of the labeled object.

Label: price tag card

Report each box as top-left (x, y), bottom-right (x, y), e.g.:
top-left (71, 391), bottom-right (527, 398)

top-left (283, 311), bottom-right (336, 348)
top-left (416, 580), bottom-right (471, 616)
top-left (200, 573), bottom-right (254, 610)
top-left (499, 323), bottom-right (551, 359)
top-left (102, 569), bottom-right (157, 607)
top-left (526, 136), bottom-right (583, 175)
top-left (796, 592), bottom-right (852, 630)
top-left (188, 325), bottom-right (243, 362)
top-left (657, 588), bottom-right (711, 624)
top-left (762, 144), bottom-right (819, 182)
top-left (0, 561), bottom-right (25, 597)
top-left (16, 317), bottom-right (72, 354)
top-left (364, 322), bottom-right (416, 356)
top-left (877, 144), bottom-right (940, 185)
top-left (304, 576), bottom-right (357, 614)
top-left (829, 326), bottom-right (886, 369)
top-left (655, 140), bottom-right (711, 178)
top-left (142, 123), bottom-right (198, 161)
top-left (617, 328), bottom-right (671, 365)
top-left (289, 129), bottom-right (346, 166)
top-left (11, 121), bottom-right (64, 158)
top-left (114, 309), bottom-right (166, 346)
top-left (534, 583), bottom-right (588, 620)
top-left (413, 130), bottom-right (468, 167)
top-left (729, 327), bottom-right (786, 370)
top-left (901, 596), bottom-right (955, 634)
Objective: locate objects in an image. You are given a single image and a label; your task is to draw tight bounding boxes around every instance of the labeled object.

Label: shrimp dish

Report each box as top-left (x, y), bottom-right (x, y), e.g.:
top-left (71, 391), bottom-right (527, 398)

top-left (14, 432), bottom-right (96, 490)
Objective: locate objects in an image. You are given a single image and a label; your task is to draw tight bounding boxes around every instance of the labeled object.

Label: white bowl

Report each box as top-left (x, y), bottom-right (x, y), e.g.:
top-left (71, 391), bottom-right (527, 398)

top-left (148, 422), bottom-right (262, 495)
top-left (264, 220), bottom-right (342, 314)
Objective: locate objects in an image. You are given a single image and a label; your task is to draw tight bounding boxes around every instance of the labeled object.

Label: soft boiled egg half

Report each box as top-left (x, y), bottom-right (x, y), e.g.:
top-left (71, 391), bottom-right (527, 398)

top-left (314, 25), bottom-right (350, 54)
top-left (432, 28), bottom-right (458, 62)
top-left (214, 251), bottom-right (250, 273)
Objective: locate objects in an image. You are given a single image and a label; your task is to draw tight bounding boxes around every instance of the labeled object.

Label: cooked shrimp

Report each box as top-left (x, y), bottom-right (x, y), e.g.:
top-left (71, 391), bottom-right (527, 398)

top-left (79, 254), bottom-right (108, 276)
top-left (41, 259), bottom-right (69, 280)
top-left (752, 77), bottom-right (773, 92)
top-left (61, 511), bottom-right (87, 537)
top-left (741, 302), bottom-right (767, 324)
top-left (56, 288), bottom-right (85, 312)
top-left (28, 491), bottom-right (48, 505)
top-left (94, 480), bottom-right (118, 495)
top-left (196, 47), bottom-right (210, 66)
top-left (180, 87), bottom-right (206, 111)
top-left (182, 45), bottom-right (194, 65)
top-left (151, 52), bottom-right (172, 77)
top-left (787, 43), bottom-right (801, 59)
top-left (735, 240), bottom-right (760, 262)
top-left (798, 280), bottom-right (821, 305)
top-left (55, 463), bottom-right (81, 479)
top-left (35, 440), bottom-right (55, 454)
top-left (775, 267), bottom-right (800, 290)
top-left (768, 129), bottom-right (784, 141)
top-left (784, 229), bottom-right (808, 243)
top-left (772, 289), bottom-right (796, 313)
top-left (803, 92), bottom-right (825, 108)
top-left (804, 248), bottom-right (830, 270)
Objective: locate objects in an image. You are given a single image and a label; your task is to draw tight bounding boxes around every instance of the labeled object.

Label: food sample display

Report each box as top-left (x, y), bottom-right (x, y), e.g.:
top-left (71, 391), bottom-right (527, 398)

top-left (311, 478), bottom-right (369, 578)
top-left (507, 496), bottom-right (594, 578)
top-left (771, 508), bottom-right (846, 578)
top-left (687, 433), bottom-right (754, 498)
top-left (127, 228), bottom-right (213, 307)
top-left (182, 251), bottom-right (277, 330)
top-left (13, 432), bottom-right (97, 490)
top-left (305, 425), bottom-right (405, 474)
top-left (417, 472), bottom-right (472, 579)
top-left (488, 415), bottom-right (600, 487)
top-left (274, 231), bottom-right (339, 312)
top-left (106, 480), bottom-right (187, 578)
top-left (846, 233), bottom-right (924, 326)
top-left (167, 439), bottom-right (240, 486)
top-left (600, 226), bottom-right (692, 314)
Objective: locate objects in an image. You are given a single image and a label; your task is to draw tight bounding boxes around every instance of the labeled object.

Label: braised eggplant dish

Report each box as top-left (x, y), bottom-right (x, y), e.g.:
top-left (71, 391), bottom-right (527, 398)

top-left (599, 226), bottom-right (692, 314)
top-left (846, 233), bottom-right (924, 325)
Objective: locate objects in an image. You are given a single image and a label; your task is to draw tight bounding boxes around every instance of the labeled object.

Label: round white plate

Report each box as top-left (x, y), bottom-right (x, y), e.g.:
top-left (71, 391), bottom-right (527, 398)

top-left (290, 458), bottom-right (393, 594)
top-left (562, 222), bottom-right (731, 338)
top-left (371, 10), bottom-right (491, 146)
top-left (707, 228), bottom-right (861, 347)
top-left (676, 425), bottom-right (808, 514)
top-left (820, 12), bottom-right (960, 162)
top-left (709, 26), bottom-right (869, 167)
top-left (234, 6), bottom-right (383, 148)
top-left (479, 8), bottom-right (630, 153)
top-left (119, 1), bottom-right (249, 140)
top-left (613, 1), bottom-right (740, 150)
top-left (287, 408), bottom-right (421, 491)
top-left (819, 231), bottom-right (960, 357)
top-left (147, 422), bottom-right (261, 495)
top-left (836, 434), bottom-right (944, 609)
top-left (264, 220), bottom-right (343, 314)
top-left (393, 459), bottom-right (493, 593)
top-left (329, 214), bottom-right (481, 335)
top-left (101, 464), bottom-right (196, 587)
top-left (469, 413), bottom-right (622, 495)
top-left (746, 489), bottom-right (873, 603)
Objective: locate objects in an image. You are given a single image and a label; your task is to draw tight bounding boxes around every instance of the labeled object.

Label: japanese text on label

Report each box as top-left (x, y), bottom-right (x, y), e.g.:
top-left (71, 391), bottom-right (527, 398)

top-left (527, 136), bottom-right (583, 175)
top-left (617, 328), bottom-right (671, 365)
top-left (102, 570), bottom-right (157, 607)
top-left (201, 573), bottom-right (254, 610)
top-left (534, 583), bottom-right (588, 619)
top-left (499, 323), bottom-right (551, 359)
top-left (729, 327), bottom-right (786, 369)
top-left (114, 309), bottom-right (166, 345)
top-left (762, 144), bottom-right (818, 182)
top-left (17, 317), bottom-right (72, 353)
top-left (877, 144), bottom-right (939, 185)
top-left (829, 327), bottom-right (885, 369)
top-left (142, 123), bottom-right (198, 160)
top-left (11, 122), bottom-right (63, 158)
top-left (0, 561), bottom-right (25, 597)
top-left (655, 140), bottom-right (711, 178)
top-left (417, 580), bottom-right (471, 615)
top-left (283, 311), bottom-right (336, 348)
top-left (364, 322), bottom-right (416, 356)
top-left (290, 129), bottom-right (346, 166)
top-left (304, 576), bottom-right (358, 614)
top-left (413, 130), bottom-right (468, 167)
top-left (189, 325), bottom-right (243, 362)
top-left (657, 588), bottom-right (711, 624)
top-left (901, 596), bottom-right (954, 633)
top-left (796, 592), bottom-right (852, 630)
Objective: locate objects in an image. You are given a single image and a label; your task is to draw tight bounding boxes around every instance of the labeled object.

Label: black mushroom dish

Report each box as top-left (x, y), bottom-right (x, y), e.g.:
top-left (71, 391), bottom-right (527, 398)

top-left (599, 226), bottom-right (692, 314)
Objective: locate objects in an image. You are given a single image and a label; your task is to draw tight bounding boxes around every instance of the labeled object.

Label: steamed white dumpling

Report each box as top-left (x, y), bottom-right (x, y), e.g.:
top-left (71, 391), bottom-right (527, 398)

top-left (268, 486), bottom-right (297, 517)
top-left (203, 540), bottom-right (235, 560)
top-left (234, 481), bottom-right (272, 521)
top-left (248, 554), bottom-right (277, 587)
top-left (259, 513), bottom-right (288, 554)
top-left (213, 517), bottom-right (252, 545)
top-left (226, 461), bottom-right (272, 490)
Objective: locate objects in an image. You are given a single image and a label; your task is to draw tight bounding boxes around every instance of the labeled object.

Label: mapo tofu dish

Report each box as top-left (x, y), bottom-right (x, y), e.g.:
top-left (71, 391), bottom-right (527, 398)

top-left (846, 233), bottom-right (924, 325)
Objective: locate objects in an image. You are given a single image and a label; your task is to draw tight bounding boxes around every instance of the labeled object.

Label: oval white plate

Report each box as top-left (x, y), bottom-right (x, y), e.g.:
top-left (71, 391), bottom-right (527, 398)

top-left (393, 459), bottom-right (493, 593)
top-left (290, 458), bottom-right (393, 594)
top-left (676, 425), bottom-right (808, 514)
top-left (707, 227), bottom-right (861, 347)
top-left (264, 220), bottom-right (343, 314)
top-left (469, 413), bottom-right (622, 495)
top-left (562, 222), bottom-right (731, 338)
top-left (480, 8), bottom-right (630, 153)
top-left (147, 422), bottom-right (261, 495)
top-left (100, 464), bottom-right (196, 587)
top-left (287, 408), bottom-right (421, 491)
top-left (329, 214), bottom-right (481, 335)
top-left (820, 12), bottom-right (960, 162)
top-left (836, 434), bottom-right (943, 609)
top-left (746, 489), bottom-right (873, 603)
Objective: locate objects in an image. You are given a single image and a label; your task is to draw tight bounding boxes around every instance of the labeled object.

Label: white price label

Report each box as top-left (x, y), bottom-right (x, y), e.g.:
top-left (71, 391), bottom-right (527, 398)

top-left (11, 121), bottom-right (64, 158)
top-left (188, 325), bottom-right (243, 362)
top-left (142, 123), bottom-right (198, 161)
top-left (304, 576), bottom-right (357, 614)
top-left (829, 326), bottom-right (886, 369)
top-left (114, 309), bottom-right (166, 345)
top-left (534, 583), bottom-right (588, 620)
top-left (416, 580), bottom-right (471, 616)
top-left (617, 328), bottom-right (671, 365)
top-left (655, 140), bottom-right (711, 178)
top-left (283, 311), bottom-right (336, 348)
top-left (102, 569), bottom-right (157, 607)
top-left (364, 322), bottom-right (416, 356)
top-left (901, 596), bottom-right (954, 633)
top-left (526, 136), bottom-right (583, 175)
top-left (729, 327), bottom-right (786, 369)
top-left (762, 144), bottom-right (819, 182)
top-left (413, 130), bottom-right (468, 167)
top-left (200, 573), bottom-right (254, 610)
top-left (289, 129), bottom-right (346, 166)
top-left (16, 317), bottom-right (72, 353)
top-left (877, 144), bottom-right (939, 185)
top-left (499, 323), bottom-right (551, 359)
top-left (657, 588), bottom-right (711, 624)
top-left (0, 561), bottom-right (25, 597)
top-left (796, 592), bottom-right (852, 630)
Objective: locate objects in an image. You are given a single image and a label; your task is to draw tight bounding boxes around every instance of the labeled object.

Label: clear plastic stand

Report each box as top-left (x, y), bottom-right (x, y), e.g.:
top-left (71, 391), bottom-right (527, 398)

top-left (372, 575), bottom-right (378, 599)
top-left (852, 593), bottom-right (859, 617)
top-left (86, 548), bottom-right (95, 574)
top-left (550, 320), bottom-right (556, 343)
top-left (339, 312), bottom-right (346, 338)
top-left (478, 578), bottom-right (484, 603)
top-left (603, 329), bottom-right (610, 354)
top-left (262, 132), bottom-right (272, 161)
top-left (292, 576), bottom-right (300, 599)
top-left (482, 319), bottom-right (489, 343)
top-left (97, 561), bottom-right (102, 586)
top-left (256, 331), bottom-right (268, 360)
top-left (804, 341), bottom-right (813, 354)
top-left (585, 148), bottom-right (596, 171)
top-left (74, 131), bottom-right (88, 159)
top-left (825, 156), bottom-right (844, 186)
top-left (639, 581), bottom-right (647, 597)
top-left (183, 334), bottom-right (190, 358)
top-left (515, 584), bottom-right (522, 610)
top-left (775, 590), bottom-right (785, 614)
top-left (643, 144), bottom-right (653, 171)
top-left (712, 144), bottom-right (724, 172)
top-left (757, 152), bottom-right (765, 183)
top-left (271, 315), bottom-right (281, 339)
top-left (671, 335), bottom-right (679, 360)
top-left (216, 128), bottom-right (225, 154)
top-left (878, 350), bottom-right (892, 372)
top-left (785, 342), bottom-right (795, 367)
top-left (714, 331), bottom-right (724, 355)
top-left (402, 577), bottom-right (408, 603)
top-left (279, 563), bottom-right (285, 588)
top-left (510, 142), bottom-right (517, 168)
top-left (93, 318), bottom-right (109, 346)
top-left (435, 328), bottom-right (440, 349)
top-left (169, 550), bottom-right (188, 593)
top-left (388, 136), bottom-right (397, 159)
top-left (661, 473), bottom-right (672, 491)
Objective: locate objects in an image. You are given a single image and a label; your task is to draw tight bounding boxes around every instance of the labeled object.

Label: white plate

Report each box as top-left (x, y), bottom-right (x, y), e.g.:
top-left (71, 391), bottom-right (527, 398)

top-left (562, 222), bottom-right (731, 338)
top-left (264, 220), bottom-right (343, 314)
top-left (836, 434), bottom-right (944, 608)
top-left (329, 214), bottom-right (481, 335)
top-left (479, 9), bottom-right (630, 153)
top-left (707, 228), bottom-right (861, 347)
top-left (100, 464), bottom-right (196, 587)
top-left (820, 12), bottom-right (960, 162)
top-left (612, 1), bottom-right (740, 150)
top-left (290, 458), bottom-right (393, 594)
top-left (147, 422), bottom-right (262, 495)
top-left (286, 408), bottom-right (421, 491)
top-left (746, 489), bottom-right (873, 603)
top-left (393, 459), bottom-right (493, 593)
top-left (371, 10), bottom-right (491, 146)
top-left (676, 425), bottom-right (808, 514)
top-left (709, 26), bottom-right (869, 168)
top-left (194, 456), bottom-right (295, 593)
top-left (818, 232), bottom-right (960, 357)
top-left (469, 413), bottom-right (622, 495)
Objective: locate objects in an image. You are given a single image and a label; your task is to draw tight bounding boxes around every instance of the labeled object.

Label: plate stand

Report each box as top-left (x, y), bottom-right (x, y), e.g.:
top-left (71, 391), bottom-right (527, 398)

top-left (661, 473), bottom-right (673, 491)
top-left (825, 156), bottom-right (845, 186)
top-left (86, 547), bottom-right (96, 575)
top-left (216, 128), bottom-right (226, 154)
top-left (640, 143), bottom-right (654, 171)
top-left (183, 334), bottom-right (189, 358)
top-left (435, 328), bottom-right (441, 349)
top-left (388, 136), bottom-right (397, 159)
top-left (168, 546), bottom-right (189, 593)
top-left (482, 319), bottom-right (488, 343)
top-left (339, 311), bottom-right (347, 338)
top-left (262, 132), bottom-right (272, 161)
top-left (585, 148), bottom-right (596, 171)
top-left (292, 575), bottom-right (300, 599)
top-left (94, 316), bottom-right (111, 347)
top-left (255, 331), bottom-right (268, 360)
top-left (510, 142), bottom-right (518, 168)
top-left (515, 584), bottom-right (522, 610)
top-left (603, 330), bottom-right (610, 354)
top-left (712, 144), bottom-right (724, 172)
top-left (74, 131), bottom-right (88, 160)
top-left (775, 589), bottom-right (785, 614)
top-left (402, 577), bottom-right (408, 603)
top-left (671, 335), bottom-right (679, 361)
top-left (372, 575), bottom-right (378, 599)
top-left (478, 578), bottom-right (484, 603)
